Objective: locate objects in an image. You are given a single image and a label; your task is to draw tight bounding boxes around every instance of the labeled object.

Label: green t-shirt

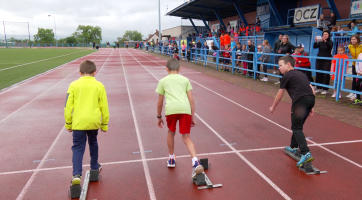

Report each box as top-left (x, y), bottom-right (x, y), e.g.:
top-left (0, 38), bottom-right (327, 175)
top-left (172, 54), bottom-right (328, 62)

top-left (155, 74), bottom-right (193, 116)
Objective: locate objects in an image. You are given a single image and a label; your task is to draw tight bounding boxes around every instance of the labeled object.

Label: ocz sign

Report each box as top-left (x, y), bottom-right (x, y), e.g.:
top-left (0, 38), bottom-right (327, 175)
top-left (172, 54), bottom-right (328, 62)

top-left (294, 5), bottom-right (320, 24)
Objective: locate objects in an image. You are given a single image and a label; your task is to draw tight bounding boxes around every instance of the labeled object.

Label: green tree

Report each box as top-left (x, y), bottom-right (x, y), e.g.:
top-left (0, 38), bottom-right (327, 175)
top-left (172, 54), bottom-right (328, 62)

top-left (33, 28), bottom-right (55, 43)
top-left (117, 30), bottom-right (143, 44)
top-left (72, 25), bottom-right (102, 44)
top-left (58, 36), bottom-right (77, 44)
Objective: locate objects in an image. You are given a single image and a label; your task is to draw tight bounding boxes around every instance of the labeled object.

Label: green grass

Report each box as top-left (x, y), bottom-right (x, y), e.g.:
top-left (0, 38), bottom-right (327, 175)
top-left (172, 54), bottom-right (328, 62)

top-left (0, 49), bottom-right (94, 89)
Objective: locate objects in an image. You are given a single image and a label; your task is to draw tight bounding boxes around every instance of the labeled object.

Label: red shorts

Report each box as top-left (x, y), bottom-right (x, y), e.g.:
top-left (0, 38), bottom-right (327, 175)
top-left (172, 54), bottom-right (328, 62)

top-left (166, 114), bottom-right (192, 134)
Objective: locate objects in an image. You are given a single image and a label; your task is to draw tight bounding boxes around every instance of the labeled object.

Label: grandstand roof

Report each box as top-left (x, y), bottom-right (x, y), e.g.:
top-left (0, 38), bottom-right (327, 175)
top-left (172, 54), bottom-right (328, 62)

top-left (167, 0), bottom-right (257, 21)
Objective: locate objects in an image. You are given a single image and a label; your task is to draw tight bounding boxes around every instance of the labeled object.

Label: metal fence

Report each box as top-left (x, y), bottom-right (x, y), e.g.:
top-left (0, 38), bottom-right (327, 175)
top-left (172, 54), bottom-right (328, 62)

top-left (0, 43), bottom-right (123, 48)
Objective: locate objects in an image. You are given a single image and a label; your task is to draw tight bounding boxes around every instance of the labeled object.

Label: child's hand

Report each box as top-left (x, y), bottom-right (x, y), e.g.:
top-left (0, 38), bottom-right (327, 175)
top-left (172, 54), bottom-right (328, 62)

top-left (269, 107), bottom-right (275, 113)
top-left (191, 117), bottom-right (196, 127)
top-left (158, 118), bottom-right (164, 128)
top-left (101, 129), bottom-right (107, 133)
top-left (309, 108), bottom-right (315, 116)
top-left (67, 129), bottom-right (72, 133)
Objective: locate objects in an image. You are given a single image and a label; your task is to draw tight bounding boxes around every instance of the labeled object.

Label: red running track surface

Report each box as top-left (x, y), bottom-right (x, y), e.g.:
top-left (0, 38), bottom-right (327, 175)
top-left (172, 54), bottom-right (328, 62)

top-left (0, 49), bottom-right (361, 200)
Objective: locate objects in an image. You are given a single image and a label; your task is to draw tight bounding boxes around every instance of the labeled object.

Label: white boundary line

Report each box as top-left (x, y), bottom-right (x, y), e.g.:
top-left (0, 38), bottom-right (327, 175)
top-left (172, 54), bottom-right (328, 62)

top-left (0, 50), bottom-right (106, 124)
top-left (135, 50), bottom-right (362, 170)
top-left (2, 139), bottom-right (362, 176)
top-left (119, 49), bottom-right (156, 200)
top-left (124, 49), bottom-right (291, 200)
top-left (15, 49), bottom-right (113, 200)
top-left (0, 50), bottom-right (89, 72)
top-left (0, 50), bottom-right (98, 95)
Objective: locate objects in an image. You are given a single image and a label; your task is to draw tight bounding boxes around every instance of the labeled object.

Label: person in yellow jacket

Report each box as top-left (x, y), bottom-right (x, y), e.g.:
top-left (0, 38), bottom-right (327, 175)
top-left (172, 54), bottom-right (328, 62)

top-left (64, 60), bottom-right (109, 186)
top-left (347, 34), bottom-right (362, 99)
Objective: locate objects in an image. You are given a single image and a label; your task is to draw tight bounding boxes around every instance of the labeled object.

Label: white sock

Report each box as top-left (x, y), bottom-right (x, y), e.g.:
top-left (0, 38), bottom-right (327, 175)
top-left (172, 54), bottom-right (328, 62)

top-left (169, 154), bottom-right (175, 159)
top-left (192, 157), bottom-right (198, 166)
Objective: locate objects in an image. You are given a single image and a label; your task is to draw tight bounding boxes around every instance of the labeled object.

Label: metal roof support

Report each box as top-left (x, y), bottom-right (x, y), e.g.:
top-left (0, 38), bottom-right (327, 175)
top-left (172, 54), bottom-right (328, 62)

top-left (233, 2), bottom-right (248, 26)
top-left (267, 0), bottom-right (284, 26)
top-left (213, 9), bottom-right (226, 29)
top-left (199, 14), bottom-right (211, 32)
top-left (189, 18), bottom-right (200, 34)
top-left (325, 0), bottom-right (341, 19)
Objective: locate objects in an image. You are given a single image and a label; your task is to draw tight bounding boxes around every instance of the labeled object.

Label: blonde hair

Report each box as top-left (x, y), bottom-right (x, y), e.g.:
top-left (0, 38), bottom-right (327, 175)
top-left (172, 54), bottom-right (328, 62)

top-left (263, 39), bottom-right (273, 51)
top-left (282, 35), bottom-right (290, 44)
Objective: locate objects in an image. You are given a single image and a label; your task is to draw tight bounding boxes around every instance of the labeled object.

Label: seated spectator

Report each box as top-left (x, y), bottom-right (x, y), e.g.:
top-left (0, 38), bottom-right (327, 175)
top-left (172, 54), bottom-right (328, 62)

top-left (337, 25), bottom-right (344, 36)
top-left (328, 12), bottom-right (337, 32)
top-left (349, 22), bottom-right (359, 36)
top-left (330, 46), bottom-right (349, 98)
top-left (316, 14), bottom-right (326, 31)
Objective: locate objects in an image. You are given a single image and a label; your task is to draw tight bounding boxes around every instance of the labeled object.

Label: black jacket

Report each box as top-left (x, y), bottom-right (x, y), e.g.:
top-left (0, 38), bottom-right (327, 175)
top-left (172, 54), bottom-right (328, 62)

top-left (273, 40), bottom-right (281, 53)
top-left (313, 40), bottom-right (333, 57)
top-left (247, 44), bottom-right (255, 60)
top-left (278, 42), bottom-right (295, 54)
top-left (329, 15), bottom-right (337, 27)
top-left (197, 42), bottom-right (202, 48)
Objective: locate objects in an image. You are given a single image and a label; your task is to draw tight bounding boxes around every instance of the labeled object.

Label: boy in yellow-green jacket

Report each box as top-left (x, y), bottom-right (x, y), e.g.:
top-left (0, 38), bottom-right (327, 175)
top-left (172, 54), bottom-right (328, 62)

top-left (64, 60), bottom-right (109, 185)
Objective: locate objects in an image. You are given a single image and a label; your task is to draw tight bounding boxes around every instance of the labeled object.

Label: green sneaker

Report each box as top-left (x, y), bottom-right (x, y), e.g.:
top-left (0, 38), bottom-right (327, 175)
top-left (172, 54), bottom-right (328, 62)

top-left (71, 175), bottom-right (81, 185)
top-left (351, 99), bottom-right (361, 105)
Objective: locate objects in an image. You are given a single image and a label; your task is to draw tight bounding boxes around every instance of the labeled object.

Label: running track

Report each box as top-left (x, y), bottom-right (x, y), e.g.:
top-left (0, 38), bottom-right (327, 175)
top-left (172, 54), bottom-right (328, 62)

top-left (0, 49), bottom-right (361, 200)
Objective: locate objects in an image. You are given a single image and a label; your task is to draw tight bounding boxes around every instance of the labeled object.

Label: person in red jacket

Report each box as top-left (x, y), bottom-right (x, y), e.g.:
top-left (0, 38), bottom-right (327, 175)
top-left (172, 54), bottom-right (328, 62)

top-left (296, 44), bottom-right (314, 83)
top-left (224, 33), bottom-right (231, 46)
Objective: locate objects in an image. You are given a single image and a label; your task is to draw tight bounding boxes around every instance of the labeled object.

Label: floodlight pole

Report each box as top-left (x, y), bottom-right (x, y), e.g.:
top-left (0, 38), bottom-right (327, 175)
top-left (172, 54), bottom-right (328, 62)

top-left (3, 21), bottom-right (7, 48)
top-left (48, 15), bottom-right (57, 47)
top-left (158, 0), bottom-right (161, 43)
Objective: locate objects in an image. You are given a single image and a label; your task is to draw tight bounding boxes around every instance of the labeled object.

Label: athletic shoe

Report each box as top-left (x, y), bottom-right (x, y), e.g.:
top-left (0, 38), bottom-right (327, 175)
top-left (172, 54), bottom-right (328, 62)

top-left (351, 99), bottom-right (361, 105)
top-left (275, 81), bottom-right (280, 85)
top-left (350, 96), bottom-right (357, 101)
top-left (273, 71), bottom-right (276, 74)
top-left (98, 163), bottom-right (102, 171)
top-left (297, 152), bottom-right (314, 167)
top-left (71, 175), bottom-right (82, 186)
top-left (191, 160), bottom-right (204, 178)
top-left (285, 146), bottom-right (298, 154)
top-left (347, 93), bottom-right (354, 98)
top-left (315, 89), bottom-right (322, 93)
top-left (264, 77), bottom-right (269, 82)
top-left (261, 77), bottom-right (266, 82)
top-left (167, 157), bottom-right (176, 168)
top-left (321, 90), bottom-right (328, 95)
top-left (331, 93), bottom-right (336, 98)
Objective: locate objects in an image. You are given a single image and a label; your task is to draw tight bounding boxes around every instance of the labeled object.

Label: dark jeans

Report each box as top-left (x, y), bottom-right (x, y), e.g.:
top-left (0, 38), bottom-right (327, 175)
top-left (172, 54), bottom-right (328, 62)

top-left (352, 65), bottom-right (357, 91)
top-left (356, 79), bottom-right (362, 100)
top-left (257, 64), bottom-right (261, 78)
top-left (247, 61), bottom-right (253, 76)
top-left (290, 96), bottom-right (315, 155)
top-left (72, 130), bottom-right (99, 176)
top-left (315, 59), bottom-right (331, 90)
top-left (300, 66), bottom-right (314, 83)
top-left (262, 63), bottom-right (268, 77)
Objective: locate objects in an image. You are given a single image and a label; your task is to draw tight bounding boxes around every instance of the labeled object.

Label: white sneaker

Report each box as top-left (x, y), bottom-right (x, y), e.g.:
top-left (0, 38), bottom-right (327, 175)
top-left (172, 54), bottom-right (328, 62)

top-left (331, 93), bottom-right (336, 98)
top-left (347, 93), bottom-right (354, 98)
top-left (273, 71), bottom-right (276, 74)
top-left (275, 81), bottom-right (280, 85)
top-left (339, 95), bottom-right (342, 98)
top-left (264, 77), bottom-right (269, 82)
top-left (315, 89), bottom-right (322, 93)
top-left (321, 90), bottom-right (328, 95)
top-left (261, 77), bottom-right (266, 81)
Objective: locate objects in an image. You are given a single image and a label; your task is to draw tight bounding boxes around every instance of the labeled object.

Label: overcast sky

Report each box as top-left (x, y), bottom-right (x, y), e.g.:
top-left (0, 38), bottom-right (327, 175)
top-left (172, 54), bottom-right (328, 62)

top-left (0, 0), bottom-right (205, 43)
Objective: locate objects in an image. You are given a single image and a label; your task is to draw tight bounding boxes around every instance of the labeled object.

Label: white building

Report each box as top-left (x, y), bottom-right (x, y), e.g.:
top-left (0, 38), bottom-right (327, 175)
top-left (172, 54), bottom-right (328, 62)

top-left (161, 25), bottom-right (204, 40)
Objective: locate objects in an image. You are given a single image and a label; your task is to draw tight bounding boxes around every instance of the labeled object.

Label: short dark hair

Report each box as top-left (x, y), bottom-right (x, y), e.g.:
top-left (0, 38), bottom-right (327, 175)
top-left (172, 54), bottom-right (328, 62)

top-left (80, 60), bottom-right (96, 74)
top-left (279, 55), bottom-right (295, 67)
top-left (166, 58), bottom-right (180, 71)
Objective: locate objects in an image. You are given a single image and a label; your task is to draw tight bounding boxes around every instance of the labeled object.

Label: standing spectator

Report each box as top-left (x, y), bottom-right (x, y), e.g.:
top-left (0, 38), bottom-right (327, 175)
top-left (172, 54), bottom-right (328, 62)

top-left (347, 34), bottom-right (362, 99)
top-left (256, 17), bottom-right (261, 35)
top-left (273, 34), bottom-right (283, 74)
top-left (260, 39), bottom-right (272, 82)
top-left (234, 30), bottom-right (240, 39)
top-left (223, 44), bottom-right (231, 72)
top-left (116, 42), bottom-right (120, 48)
top-left (246, 40), bottom-right (255, 78)
top-left (313, 30), bottom-right (334, 94)
top-left (349, 22), bottom-right (359, 36)
top-left (203, 41), bottom-right (209, 57)
top-left (196, 40), bottom-right (202, 59)
top-left (275, 35), bottom-right (296, 84)
top-left (181, 42), bottom-right (186, 60)
top-left (241, 44), bottom-right (248, 75)
top-left (256, 45), bottom-right (263, 78)
top-left (92, 41), bottom-right (96, 50)
top-left (126, 41), bottom-right (129, 48)
top-left (330, 46), bottom-right (349, 98)
top-left (328, 12), bottom-right (337, 32)
top-left (224, 33), bottom-right (231, 46)
top-left (297, 44), bottom-right (314, 83)
top-left (316, 14), bottom-right (326, 31)
top-left (236, 42), bottom-right (243, 74)
top-left (353, 52), bottom-right (362, 104)
top-left (210, 42), bottom-right (219, 62)
top-left (230, 27), bottom-right (234, 36)
top-left (227, 22), bottom-right (231, 34)
top-left (220, 33), bottom-right (225, 49)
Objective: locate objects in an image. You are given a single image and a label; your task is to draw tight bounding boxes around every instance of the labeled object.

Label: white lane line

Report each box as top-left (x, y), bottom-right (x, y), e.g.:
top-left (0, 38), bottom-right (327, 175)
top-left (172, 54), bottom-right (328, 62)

top-left (15, 49), bottom-right (114, 200)
top-left (0, 50), bottom-right (99, 95)
top-left (119, 49), bottom-right (156, 200)
top-left (2, 139), bottom-right (362, 176)
top-left (0, 50), bottom-right (106, 124)
top-left (125, 49), bottom-right (291, 200)
top-left (0, 50), bottom-right (89, 72)
top-left (135, 50), bottom-right (362, 170)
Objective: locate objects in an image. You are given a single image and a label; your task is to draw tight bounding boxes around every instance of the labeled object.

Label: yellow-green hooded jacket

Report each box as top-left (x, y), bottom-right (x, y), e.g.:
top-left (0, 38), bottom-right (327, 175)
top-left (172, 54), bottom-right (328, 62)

top-left (348, 44), bottom-right (362, 65)
top-left (64, 76), bottom-right (109, 131)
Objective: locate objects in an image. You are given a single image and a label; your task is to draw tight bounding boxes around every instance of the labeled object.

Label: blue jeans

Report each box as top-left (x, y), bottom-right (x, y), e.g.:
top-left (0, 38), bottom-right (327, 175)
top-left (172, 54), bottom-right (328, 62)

top-left (72, 130), bottom-right (99, 176)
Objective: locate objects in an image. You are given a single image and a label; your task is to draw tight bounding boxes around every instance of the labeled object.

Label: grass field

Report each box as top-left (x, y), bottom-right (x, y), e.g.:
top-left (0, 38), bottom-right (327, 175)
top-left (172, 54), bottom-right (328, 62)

top-left (0, 49), bottom-right (95, 90)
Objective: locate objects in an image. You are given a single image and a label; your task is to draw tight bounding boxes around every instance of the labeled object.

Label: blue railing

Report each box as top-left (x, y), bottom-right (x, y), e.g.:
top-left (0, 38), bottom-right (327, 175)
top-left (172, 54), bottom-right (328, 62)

top-left (0, 42), bottom-right (118, 48)
top-left (151, 46), bottom-right (362, 102)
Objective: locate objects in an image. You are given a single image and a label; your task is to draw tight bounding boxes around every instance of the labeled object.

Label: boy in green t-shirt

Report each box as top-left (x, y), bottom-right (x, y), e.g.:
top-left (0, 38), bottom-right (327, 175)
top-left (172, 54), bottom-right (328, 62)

top-left (155, 58), bottom-right (204, 178)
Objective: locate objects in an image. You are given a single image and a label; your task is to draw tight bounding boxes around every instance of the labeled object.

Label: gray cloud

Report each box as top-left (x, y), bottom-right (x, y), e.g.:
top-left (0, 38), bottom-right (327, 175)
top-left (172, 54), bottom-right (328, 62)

top-left (0, 0), bottom-right (205, 43)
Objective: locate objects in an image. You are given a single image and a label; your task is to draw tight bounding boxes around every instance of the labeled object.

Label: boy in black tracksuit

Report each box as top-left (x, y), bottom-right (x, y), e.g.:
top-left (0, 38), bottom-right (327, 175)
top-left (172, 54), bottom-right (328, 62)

top-left (270, 56), bottom-right (316, 167)
top-left (246, 40), bottom-right (255, 77)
